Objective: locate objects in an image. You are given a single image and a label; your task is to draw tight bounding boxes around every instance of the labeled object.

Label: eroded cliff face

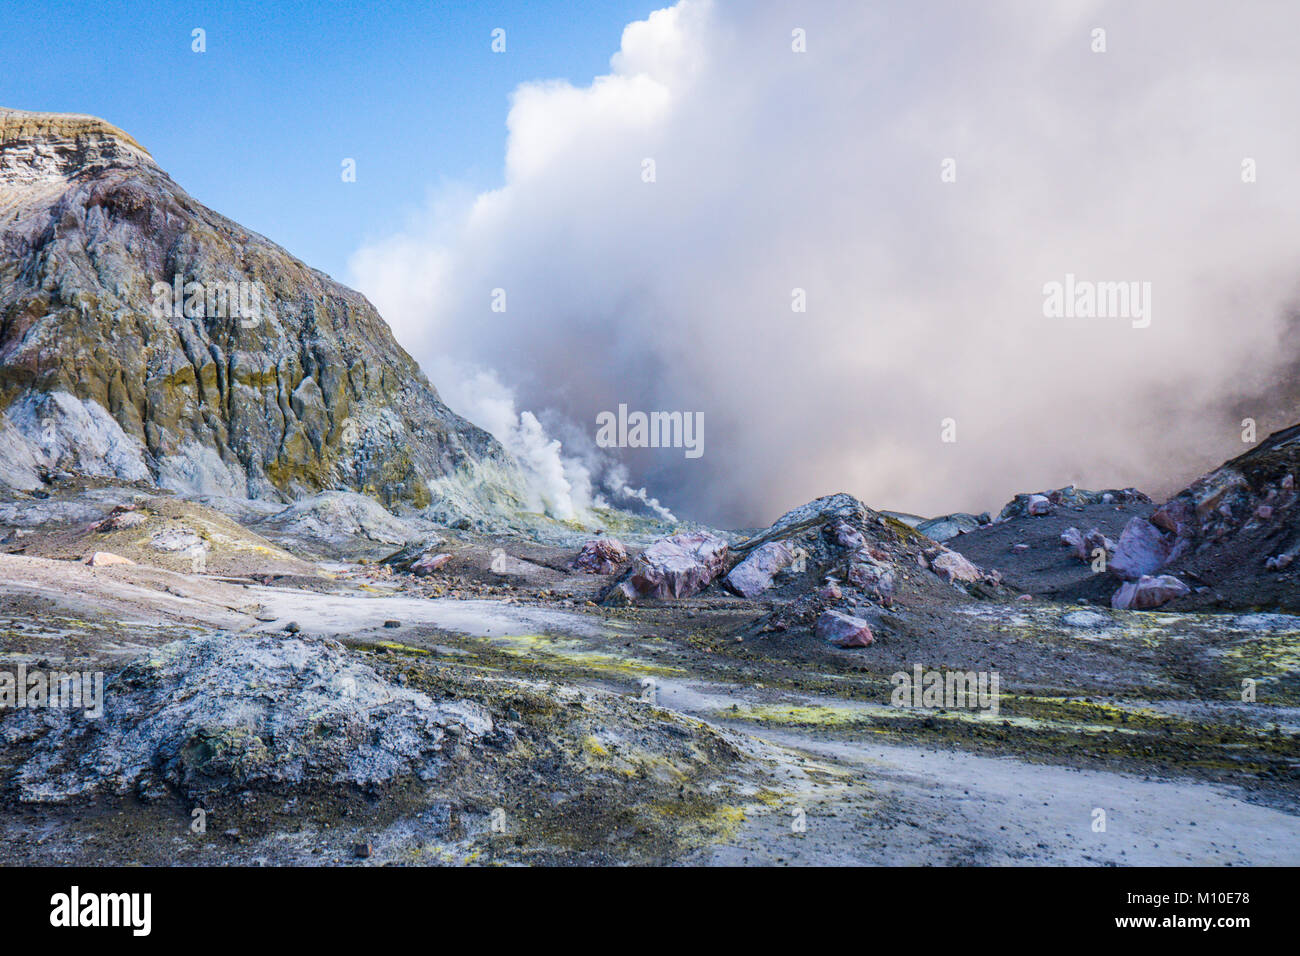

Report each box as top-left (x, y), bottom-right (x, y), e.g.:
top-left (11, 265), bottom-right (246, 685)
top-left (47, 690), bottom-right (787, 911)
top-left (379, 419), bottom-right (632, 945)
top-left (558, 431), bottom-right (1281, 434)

top-left (0, 107), bottom-right (526, 513)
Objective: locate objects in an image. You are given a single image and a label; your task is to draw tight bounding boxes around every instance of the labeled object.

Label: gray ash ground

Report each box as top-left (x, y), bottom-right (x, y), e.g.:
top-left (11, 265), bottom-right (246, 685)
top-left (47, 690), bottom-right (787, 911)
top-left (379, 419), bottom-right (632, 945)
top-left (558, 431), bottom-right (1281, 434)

top-left (0, 479), bottom-right (1297, 865)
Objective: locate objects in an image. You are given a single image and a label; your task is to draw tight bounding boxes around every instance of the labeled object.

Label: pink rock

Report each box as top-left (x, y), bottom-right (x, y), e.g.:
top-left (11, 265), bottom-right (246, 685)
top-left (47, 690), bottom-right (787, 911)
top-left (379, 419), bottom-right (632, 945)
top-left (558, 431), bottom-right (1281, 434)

top-left (93, 506), bottom-right (147, 533)
top-left (86, 551), bottom-right (134, 567)
top-left (725, 542), bottom-right (794, 599)
top-left (930, 550), bottom-right (982, 584)
top-left (1109, 517), bottom-right (1171, 581)
top-left (1011, 543), bottom-right (1030, 554)
top-left (619, 531), bottom-right (729, 600)
top-left (831, 520), bottom-right (866, 550)
top-left (1083, 528), bottom-right (1115, 556)
top-left (410, 552), bottom-right (452, 576)
top-left (1059, 527), bottom-right (1088, 561)
top-left (1017, 594), bottom-right (1033, 602)
top-left (847, 555), bottom-right (896, 605)
top-left (573, 538), bottom-right (628, 574)
top-left (815, 610), bottom-right (875, 648)
top-left (1283, 474), bottom-right (1295, 490)
top-left (1026, 495), bottom-right (1052, 516)
top-left (818, 583), bottom-right (842, 602)
top-left (1256, 505), bottom-right (1274, 520)
top-left (1110, 574), bottom-right (1190, 610)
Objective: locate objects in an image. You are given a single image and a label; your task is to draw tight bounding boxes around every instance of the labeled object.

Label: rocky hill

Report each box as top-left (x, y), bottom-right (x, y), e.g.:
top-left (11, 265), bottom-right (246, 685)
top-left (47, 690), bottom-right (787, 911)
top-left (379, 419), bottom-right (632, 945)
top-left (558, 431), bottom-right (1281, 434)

top-left (0, 107), bottom-right (527, 517)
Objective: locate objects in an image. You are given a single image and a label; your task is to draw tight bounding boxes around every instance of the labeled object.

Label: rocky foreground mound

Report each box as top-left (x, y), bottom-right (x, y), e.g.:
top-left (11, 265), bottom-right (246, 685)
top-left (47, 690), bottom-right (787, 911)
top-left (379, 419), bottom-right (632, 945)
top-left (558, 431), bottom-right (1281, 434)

top-left (3, 635), bottom-right (494, 803)
top-left (0, 108), bottom-right (527, 518)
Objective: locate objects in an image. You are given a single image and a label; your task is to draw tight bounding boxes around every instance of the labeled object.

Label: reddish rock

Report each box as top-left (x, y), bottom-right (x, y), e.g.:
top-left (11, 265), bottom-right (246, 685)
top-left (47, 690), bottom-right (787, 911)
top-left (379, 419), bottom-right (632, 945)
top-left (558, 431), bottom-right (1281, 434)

top-left (847, 555), bottom-right (896, 605)
top-left (86, 551), bottom-right (134, 567)
top-left (818, 583), bottom-right (842, 602)
top-left (1026, 494), bottom-right (1052, 516)
top-left (930, 549), bottom-right (982, 584)
top-left (616, 531), bottom-right (729, 601)
top-left (1060, 527), bottom-right (1087, 561)
top-left (93, 505), bottom-right (147, 533)
top-left (410, 552), bottom-right (452, 576)
top-left (725, 542), bottom-right (794, 599)
top-left (815, 610), bottom-right (875, 648)
top-left (1109, 517), bottom-right (1171, 581)
top-left (573, 537), bottom-right (628, 574)
top-left (830, 520), bottom-right (866, 550)
top-left (1111, 574), bottom-right (1190, 610)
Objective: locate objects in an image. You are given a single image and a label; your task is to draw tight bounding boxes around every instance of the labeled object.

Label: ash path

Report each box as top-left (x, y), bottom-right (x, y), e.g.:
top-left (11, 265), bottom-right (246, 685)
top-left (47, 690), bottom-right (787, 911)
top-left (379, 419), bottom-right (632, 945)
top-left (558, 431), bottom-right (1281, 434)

top-left (248, 585), bottom-right (1300, 866)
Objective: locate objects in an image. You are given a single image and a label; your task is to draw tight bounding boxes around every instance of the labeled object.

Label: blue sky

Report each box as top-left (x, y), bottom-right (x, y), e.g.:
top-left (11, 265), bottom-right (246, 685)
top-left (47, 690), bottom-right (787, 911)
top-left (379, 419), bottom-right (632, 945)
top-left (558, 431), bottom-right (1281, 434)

top-left (0, 0), bottom-right (658, 280)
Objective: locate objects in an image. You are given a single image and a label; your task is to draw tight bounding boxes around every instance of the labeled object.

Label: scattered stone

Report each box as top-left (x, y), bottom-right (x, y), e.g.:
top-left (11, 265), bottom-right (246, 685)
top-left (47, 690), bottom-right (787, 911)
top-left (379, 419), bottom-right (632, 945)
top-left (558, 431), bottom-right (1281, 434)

top-left (847, 554), bottom-right (896, 605)
top-left (815, 610), bottom-right (875, 648)
top-left (410, 552), bottom-right (453, 576)
top-left (818, 583), bottom-right (842, 602)
top-left (1111, 574), bottom-right (1191, 610)
top-left (353, 843), bottom-right (373, 859)
top-left (150, 527), bottom-right (207, 553)
top-left (928, 549), bottom-right (982, 584)
top-left (725, 542), bottom-right (794, 598)
top-left (383, 620), bottom-right (401, 629)
top-left (830, 520), bottom-right (866, 550)
top-left (92, 505), bottom-right (147, 533)
top-left (1026, 495), bottom-right (1052, 516)
top-left (917, 513), bottom-right (983, 542)
top-left (86, 551), bottom-right (134, 567)
top-left (573, 538), bottom-right (628, 574)
top-left (1060, 527), bottom-right (1088, 561)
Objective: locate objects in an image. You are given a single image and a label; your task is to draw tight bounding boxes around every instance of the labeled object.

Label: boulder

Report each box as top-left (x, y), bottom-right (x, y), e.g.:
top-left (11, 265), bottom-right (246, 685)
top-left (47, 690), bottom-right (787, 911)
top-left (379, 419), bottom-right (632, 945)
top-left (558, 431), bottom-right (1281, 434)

top-left (1083, 527), bottom-right (1115, 557)
top-left (1026, 494), bottom-right (1052, 516)
top-left (410, 552), bottom-right (452, 576)
top-left (917, 512), bottom-right (983, 542)
top-left (615, 531), bottom-right (729, 601)
top-left (92, 505), bottom-right (147, 533)
top-left (86, 551), bottom-right (134, 567)
top-left (725, 542), bottom-right (794, 598)
top-left (573, 537), bottom-right (628, 574)
top-left (847, 554), bottom-right (896, 605)
top-left (1109, 517), bottom-right (1171, 581)
top-left (830, 520), bottom-right (866, 550)
top-left (815, 610), bottom-right (875, 648)
top-left (1060, 527), bottom-right (1088, 561)
top-left (929, 549), bottom-right (982, 584)
top-left (1111, 574), bottom-right (1191, 610)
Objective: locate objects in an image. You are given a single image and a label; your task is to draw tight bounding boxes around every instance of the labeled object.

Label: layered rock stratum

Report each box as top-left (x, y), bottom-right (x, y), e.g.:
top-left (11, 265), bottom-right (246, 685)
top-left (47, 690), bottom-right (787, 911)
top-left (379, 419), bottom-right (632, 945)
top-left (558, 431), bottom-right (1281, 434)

top-left (0, 107), bottom-right (527, 517)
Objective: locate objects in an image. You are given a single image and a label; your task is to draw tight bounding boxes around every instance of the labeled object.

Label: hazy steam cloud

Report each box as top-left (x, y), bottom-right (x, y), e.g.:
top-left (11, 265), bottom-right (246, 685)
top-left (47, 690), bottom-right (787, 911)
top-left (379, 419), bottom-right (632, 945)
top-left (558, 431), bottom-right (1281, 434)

top-left (352, 0), bottom-right (1300, 528)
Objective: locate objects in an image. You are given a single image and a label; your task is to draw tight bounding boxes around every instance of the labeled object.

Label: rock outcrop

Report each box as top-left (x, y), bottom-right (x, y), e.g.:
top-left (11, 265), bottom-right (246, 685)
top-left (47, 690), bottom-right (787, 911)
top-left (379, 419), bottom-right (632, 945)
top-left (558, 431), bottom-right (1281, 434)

top-left (0, 108), bottom-right (526, 517)
top-left (1103, 424), bottom-right (1300, 610)
top-left (3, 634), bottom-right (493, 803)
top-left (608, 531), bottom-right (729, 601)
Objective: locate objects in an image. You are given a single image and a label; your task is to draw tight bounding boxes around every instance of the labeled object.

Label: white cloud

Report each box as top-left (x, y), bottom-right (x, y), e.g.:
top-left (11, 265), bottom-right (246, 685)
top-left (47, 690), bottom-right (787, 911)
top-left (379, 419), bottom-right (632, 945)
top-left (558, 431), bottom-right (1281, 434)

top-left (352, 0), bottom-right (1300, 527)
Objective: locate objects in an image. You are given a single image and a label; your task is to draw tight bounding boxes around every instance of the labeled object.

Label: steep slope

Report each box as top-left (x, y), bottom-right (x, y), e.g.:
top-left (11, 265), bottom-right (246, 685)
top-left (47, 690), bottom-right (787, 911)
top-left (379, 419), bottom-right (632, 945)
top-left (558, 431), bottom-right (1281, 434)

top-left (1146, 423), bottom-right (1300, 610)
top-left (0, 107), bottom-right (526, 515)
